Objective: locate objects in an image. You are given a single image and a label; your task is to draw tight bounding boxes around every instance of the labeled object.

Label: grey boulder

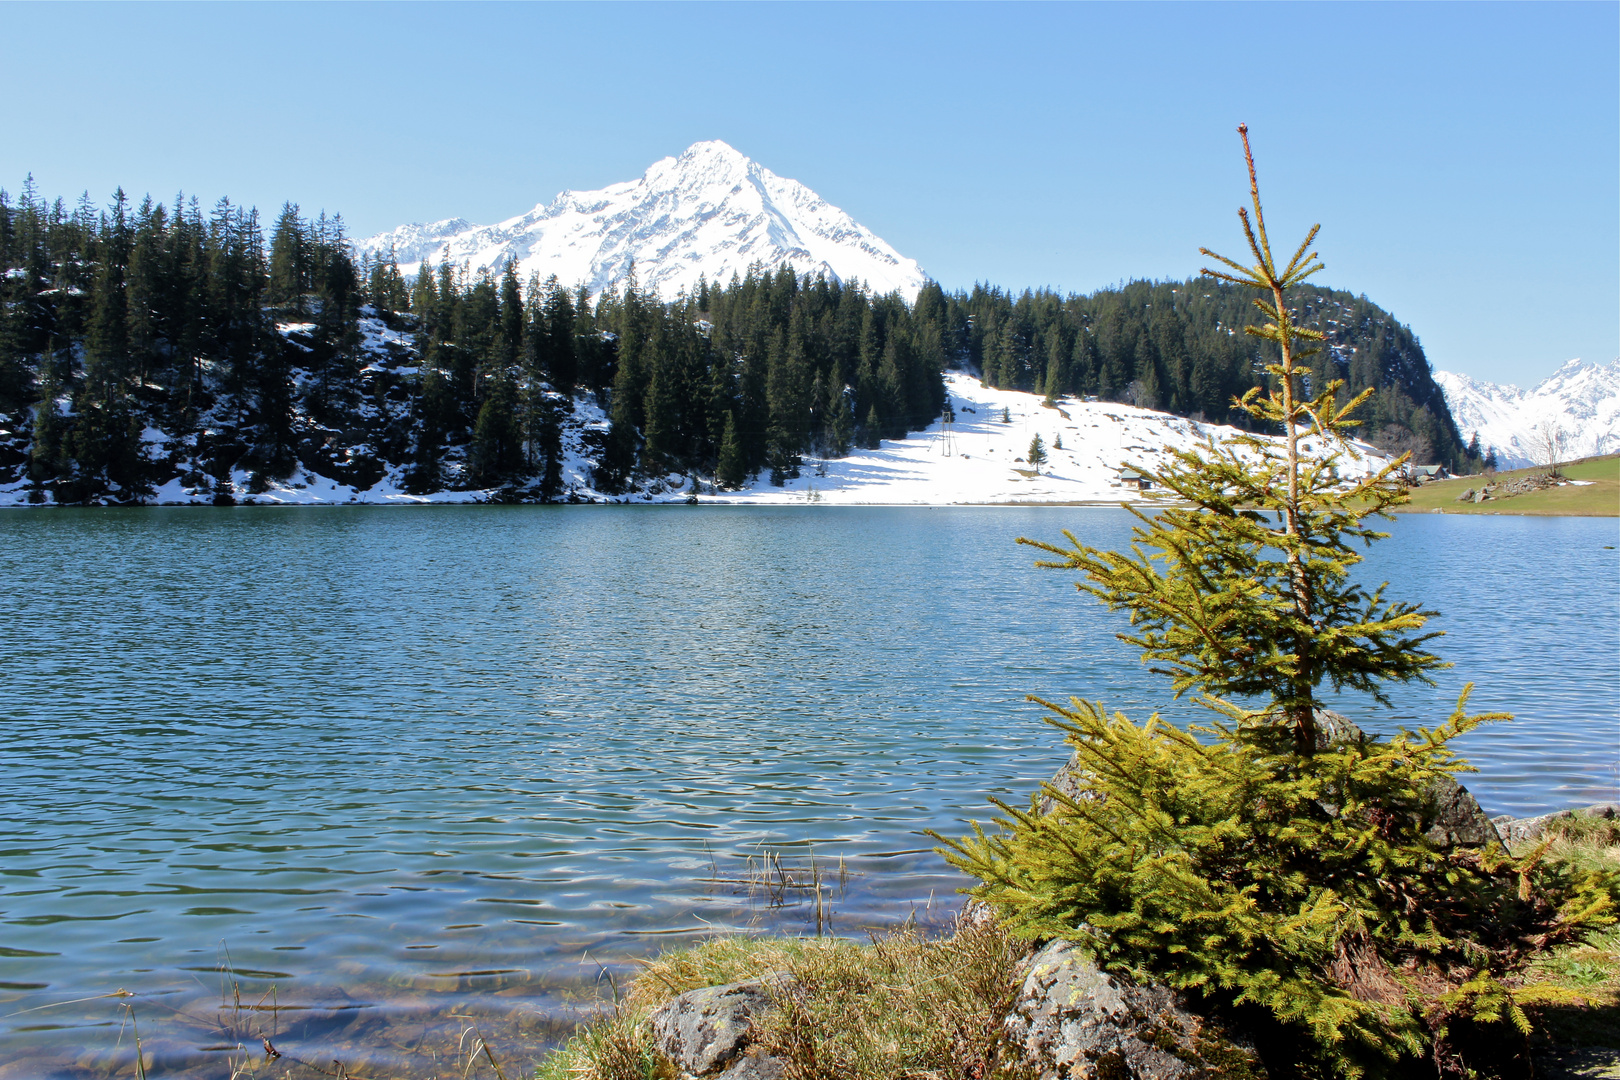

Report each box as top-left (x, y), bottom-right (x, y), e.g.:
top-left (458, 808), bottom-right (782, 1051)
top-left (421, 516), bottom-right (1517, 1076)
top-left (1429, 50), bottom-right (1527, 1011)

top-left (1038, 749), bottom-right (1091, 815)
top-left (1005, 939), bottom-right (1263, 1080)
top-left (648, 978), bottom-right (789, 1079)
top-left (1493, 802), bottom-right (1620, 846)
top-left (1313, 708), bottom-right (1503, 853)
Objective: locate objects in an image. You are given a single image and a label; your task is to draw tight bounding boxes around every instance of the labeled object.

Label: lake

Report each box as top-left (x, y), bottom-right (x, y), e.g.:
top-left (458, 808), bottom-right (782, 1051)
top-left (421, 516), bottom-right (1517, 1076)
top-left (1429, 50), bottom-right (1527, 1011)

top-left (1, 506), bottom-right (1615, 1077)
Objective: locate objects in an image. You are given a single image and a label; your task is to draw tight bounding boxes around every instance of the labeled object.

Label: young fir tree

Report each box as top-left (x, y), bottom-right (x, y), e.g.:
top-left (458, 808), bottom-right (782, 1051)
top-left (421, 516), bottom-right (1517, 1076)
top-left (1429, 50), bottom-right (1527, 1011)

top-left (826, 376), bottom-right (853, 458)
top-left (1043, 333), bottom-right (1065, 404)
top-left (938, 126), bottom-right (1616, 1078)
top-left (716, 411), bottom-right (746, 490)
top-left (536, 393), bottom-right (565, 501)
top-left (471, 370), bottom-right (523, 488)
top-left (1026, 432), bottom-right (1046, 473)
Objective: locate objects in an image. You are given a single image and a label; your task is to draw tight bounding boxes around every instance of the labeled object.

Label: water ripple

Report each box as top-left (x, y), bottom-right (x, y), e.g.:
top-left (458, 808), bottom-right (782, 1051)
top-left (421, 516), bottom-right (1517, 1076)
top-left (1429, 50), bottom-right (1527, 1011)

top-left (0, 506), bottom-right (1613, 1075)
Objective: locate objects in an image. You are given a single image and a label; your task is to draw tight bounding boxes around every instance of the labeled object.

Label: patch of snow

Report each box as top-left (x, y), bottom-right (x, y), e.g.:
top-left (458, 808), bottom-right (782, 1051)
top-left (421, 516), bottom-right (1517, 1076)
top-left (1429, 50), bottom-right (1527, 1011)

top-left (687, 373), bottom-right (1388, 506)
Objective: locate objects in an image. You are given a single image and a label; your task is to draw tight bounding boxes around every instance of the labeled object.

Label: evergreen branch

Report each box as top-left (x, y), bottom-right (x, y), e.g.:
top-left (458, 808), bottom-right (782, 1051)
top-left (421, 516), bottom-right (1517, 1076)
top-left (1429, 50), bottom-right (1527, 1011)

top-left (1238, 124), bottom-right (1277, 274)
top-left (1279, 224), bottom-right (1322, 280)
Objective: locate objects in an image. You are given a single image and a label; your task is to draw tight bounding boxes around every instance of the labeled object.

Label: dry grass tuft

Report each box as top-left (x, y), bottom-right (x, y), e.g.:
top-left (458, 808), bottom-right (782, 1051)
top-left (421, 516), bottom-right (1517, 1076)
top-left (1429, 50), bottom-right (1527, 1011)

top-left (539, 915), bottom-right (1034, 1080)
top-left (538, 824), bottom-right (1620, 1078)
top-left (533, 1006), bottom-right (677, 1080)
top-left (745, 916), bottom-right (1032, 1080)
top-left (1514, 825), bottom-right (1620, 1063)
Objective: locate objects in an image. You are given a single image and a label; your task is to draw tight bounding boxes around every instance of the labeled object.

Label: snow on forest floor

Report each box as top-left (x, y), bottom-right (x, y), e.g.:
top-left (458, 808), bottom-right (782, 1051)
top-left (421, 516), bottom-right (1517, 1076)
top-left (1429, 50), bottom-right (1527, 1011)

top-left (701, 373), bottom-right (1389, 506)
top-left (0, 373), bottom-right (1390, 507)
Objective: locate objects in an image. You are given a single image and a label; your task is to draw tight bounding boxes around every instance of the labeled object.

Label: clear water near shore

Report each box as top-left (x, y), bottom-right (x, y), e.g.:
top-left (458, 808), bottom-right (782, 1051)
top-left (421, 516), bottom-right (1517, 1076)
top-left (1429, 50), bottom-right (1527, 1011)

top-left (1, 506), bottom-right (1615, 1076)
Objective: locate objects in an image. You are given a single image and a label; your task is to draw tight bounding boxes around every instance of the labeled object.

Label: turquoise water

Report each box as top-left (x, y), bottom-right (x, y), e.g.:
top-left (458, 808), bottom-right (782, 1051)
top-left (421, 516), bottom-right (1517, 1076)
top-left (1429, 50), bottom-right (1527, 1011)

top-left (1, 506), bottom-right (1615, 1076)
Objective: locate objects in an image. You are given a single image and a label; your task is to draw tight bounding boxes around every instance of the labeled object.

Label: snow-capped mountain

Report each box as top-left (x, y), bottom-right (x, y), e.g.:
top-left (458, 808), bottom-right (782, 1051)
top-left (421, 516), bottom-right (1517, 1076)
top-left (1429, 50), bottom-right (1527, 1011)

top-left (356, 140), bottom-right (930, 301)
top-left (1435, 358), bottom-right (1620, 468)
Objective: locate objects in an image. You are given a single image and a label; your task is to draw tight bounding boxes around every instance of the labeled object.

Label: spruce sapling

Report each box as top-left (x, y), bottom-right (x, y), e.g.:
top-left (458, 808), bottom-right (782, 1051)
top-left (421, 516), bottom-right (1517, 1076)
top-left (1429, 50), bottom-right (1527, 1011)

top-left (1027, 433), bottom-right (1046, 474)
top-left (937, 125), bottom-right (1618, 1078)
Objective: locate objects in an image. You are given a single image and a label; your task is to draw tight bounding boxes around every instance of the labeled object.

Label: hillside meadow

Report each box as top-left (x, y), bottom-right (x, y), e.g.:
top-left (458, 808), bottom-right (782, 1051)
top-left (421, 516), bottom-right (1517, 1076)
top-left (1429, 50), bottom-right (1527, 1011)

top-left (1400, 454), bottom-right (1619, 517)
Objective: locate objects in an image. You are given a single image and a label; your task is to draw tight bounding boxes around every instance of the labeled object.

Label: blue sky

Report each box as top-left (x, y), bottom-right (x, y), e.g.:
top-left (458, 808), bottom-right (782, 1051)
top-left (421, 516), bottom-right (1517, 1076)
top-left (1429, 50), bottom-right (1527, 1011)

top-left (2, 2), bottom-right (1614, 385)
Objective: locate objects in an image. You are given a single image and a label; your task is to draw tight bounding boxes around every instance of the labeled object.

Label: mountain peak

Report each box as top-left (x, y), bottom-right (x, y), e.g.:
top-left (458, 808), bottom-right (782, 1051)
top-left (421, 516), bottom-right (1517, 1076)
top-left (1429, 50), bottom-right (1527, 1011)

top-left (679, 138), bottom-right (748, 163)
top-left (641, 139), bottom-right (759, 195)
top-left (357, 143), bottom-right (928, 301)
top-left (1435, 358), bottom-right (1620, 466)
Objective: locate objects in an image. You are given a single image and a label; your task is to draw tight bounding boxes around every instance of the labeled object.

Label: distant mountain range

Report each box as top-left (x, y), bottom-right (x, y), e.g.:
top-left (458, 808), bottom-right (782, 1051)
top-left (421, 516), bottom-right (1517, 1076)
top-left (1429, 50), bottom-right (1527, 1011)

top-left (356, 140), bottom-right (930, 301)
top-left (1434, 359), bottom-right (1620, 468)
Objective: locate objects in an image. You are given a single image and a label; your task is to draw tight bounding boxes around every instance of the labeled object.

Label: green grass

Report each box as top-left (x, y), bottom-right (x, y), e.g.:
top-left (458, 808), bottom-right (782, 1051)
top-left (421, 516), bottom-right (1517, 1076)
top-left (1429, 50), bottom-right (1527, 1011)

top-left (535, 818), bottom-right (1620, 1080)
top-left (1511, 813), bottom-right (1620, 1068)
top-left (533, 919), bottom-right (1034, 1080)
top-left (1399, 454), bottom-right (1619, 516)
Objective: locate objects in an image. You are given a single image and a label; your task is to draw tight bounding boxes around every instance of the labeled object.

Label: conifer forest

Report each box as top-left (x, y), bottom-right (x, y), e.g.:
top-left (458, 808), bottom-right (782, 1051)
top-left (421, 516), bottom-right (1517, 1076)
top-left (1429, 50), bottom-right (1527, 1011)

top-left (0, 182), bottom-right (1478, 504)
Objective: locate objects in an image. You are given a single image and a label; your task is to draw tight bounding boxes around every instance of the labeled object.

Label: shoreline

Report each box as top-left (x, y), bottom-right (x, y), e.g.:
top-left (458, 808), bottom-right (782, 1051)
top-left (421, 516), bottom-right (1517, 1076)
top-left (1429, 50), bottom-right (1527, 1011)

top-left (4, 804), bottom-right (1613, 1078)
top-left (4, 497), bottom-right (1613, 515)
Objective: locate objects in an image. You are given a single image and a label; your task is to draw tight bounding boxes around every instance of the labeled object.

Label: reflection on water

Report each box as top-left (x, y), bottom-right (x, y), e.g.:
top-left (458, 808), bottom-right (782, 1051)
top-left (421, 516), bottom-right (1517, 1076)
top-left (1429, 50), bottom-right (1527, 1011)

top-left (0, 506), bottom-right (1614, 1076)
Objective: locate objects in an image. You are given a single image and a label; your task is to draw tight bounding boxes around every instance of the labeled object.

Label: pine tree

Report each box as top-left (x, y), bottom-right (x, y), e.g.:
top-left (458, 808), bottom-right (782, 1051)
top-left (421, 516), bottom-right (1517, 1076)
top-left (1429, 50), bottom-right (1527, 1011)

top-left (641, 357), bottom-right (680, 473)
top-left (1026, 432), bottom-right (1046, 473)
top-left (1043, 332), bottom-right (1066, 403)
top-left (877, 332), bottom-right (908, 439)
top-left (716, 411), bottom-right (746, 490)
top-left (305, 213), bottom-right (360, 425)
top-left (268, 203), bottom-right (308, 311)
top-left (498, 259), bottom-right (524, 369)
top-left (937, 126), bottom-right (1615, 1077)
top-left (765, 326), bottom-right (808, 483)
top-left (540, 275), bottom-right (577, 393)
top-left (826, 376), bottom-right (853, 458)
top-left (1036, 126), bottom-right (1440, 752)
top-left (84, 188), bottom-right (132, 406)
top-left (471, 370), bottom-right (523, 488)
top-left (28, 358), bottom-right (68, 491)
top-left (368, 245), bottom-right (408, 315)
top-left (599, 268), bottom-right (647, 491)
top-left (862, 403), bottom-right (882, 449)
top-left (124, 196), bottom-right (166, 388)
top-left (536, 392), bottom-right (564, 501)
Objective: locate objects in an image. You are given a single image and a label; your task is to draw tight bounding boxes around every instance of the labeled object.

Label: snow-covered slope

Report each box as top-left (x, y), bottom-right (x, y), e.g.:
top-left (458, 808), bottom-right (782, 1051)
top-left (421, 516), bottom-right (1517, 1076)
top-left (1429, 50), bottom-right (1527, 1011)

top-left (1435, 359), bottom-right (1620, 468)
top-left (7, 371), bottom-right (1383, 508)
top-left (356, 140), bottom-right (929, 301)
top-left (699, 373), bottom-right (1390, 506)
